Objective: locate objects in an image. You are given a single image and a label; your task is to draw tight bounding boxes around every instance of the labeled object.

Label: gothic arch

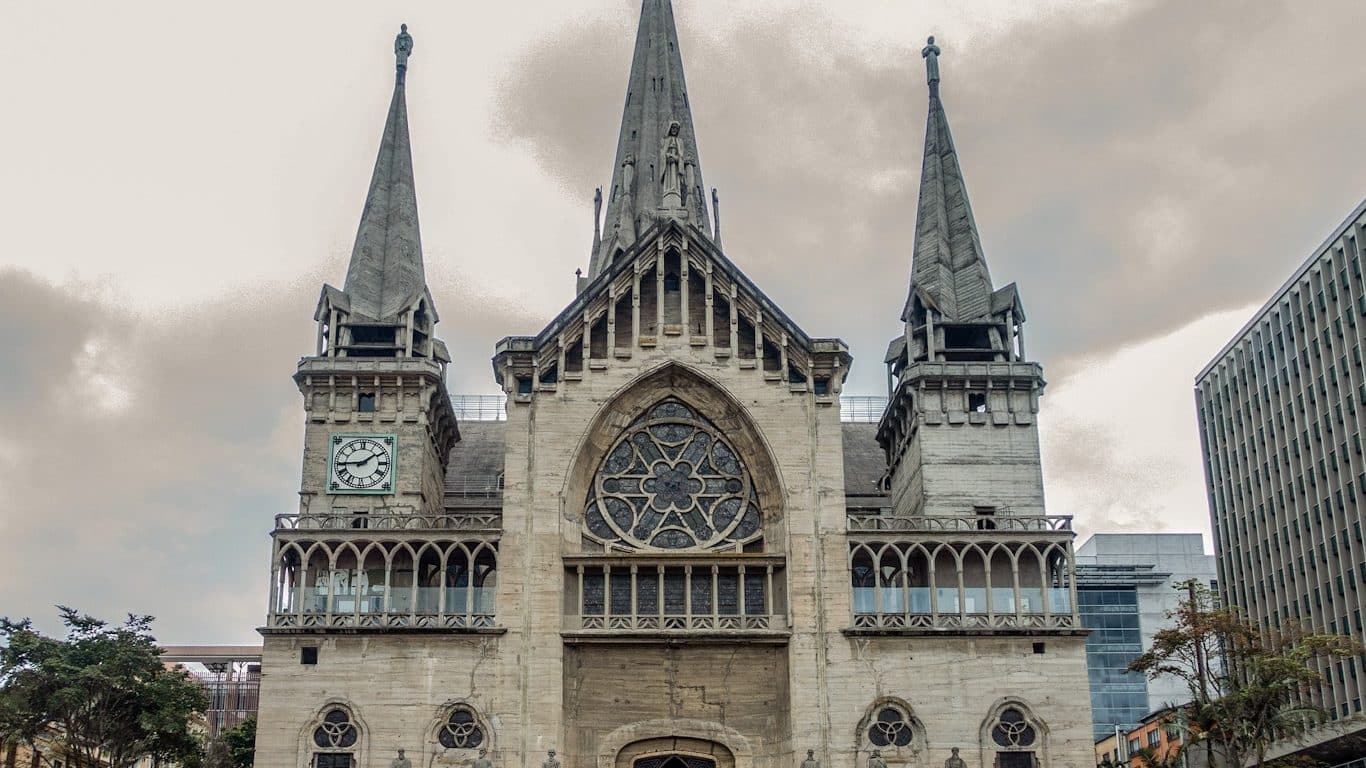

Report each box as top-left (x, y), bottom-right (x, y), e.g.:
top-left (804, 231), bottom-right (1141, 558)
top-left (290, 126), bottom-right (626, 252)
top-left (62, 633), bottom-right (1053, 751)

top-left (854, 697), bottom-right (928, 766)
top-left (976, 698), bottom-right (1048, 768)
top-left (562, 362), bottom-right (787, 553)
top-left (295, 699), bottom-right (370, 768)
top-left (597, 719), bottom-right (750, 768)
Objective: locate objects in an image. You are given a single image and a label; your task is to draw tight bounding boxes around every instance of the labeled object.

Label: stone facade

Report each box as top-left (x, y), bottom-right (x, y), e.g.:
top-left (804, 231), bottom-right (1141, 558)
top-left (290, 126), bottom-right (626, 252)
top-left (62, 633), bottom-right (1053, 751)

top-left (254, 9), bottom-right (1096, 768)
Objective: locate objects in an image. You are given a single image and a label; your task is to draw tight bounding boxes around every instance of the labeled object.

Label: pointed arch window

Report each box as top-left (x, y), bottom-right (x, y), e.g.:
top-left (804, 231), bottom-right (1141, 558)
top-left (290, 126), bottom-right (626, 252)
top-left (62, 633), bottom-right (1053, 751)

top-left (991, 707), bottom-right (1037, 749)
top-left (868, 706), bottom-right (914, 747)
top-left (584, 399), bottom-right (762, 551)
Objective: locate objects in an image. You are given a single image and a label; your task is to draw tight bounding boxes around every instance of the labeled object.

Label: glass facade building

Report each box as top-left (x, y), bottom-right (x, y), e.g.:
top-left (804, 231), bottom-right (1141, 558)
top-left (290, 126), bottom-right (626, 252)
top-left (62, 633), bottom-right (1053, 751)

top-left (1077, 587), bottom-right (1149, 740)
top-left (1197, 200), bottom-right (1366, 762)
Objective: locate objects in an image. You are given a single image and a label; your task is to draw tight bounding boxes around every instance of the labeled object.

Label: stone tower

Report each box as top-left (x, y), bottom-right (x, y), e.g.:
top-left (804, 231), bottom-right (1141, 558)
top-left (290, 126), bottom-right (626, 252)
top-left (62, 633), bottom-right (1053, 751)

top-left (254, 15), bottom-right (1096, 768)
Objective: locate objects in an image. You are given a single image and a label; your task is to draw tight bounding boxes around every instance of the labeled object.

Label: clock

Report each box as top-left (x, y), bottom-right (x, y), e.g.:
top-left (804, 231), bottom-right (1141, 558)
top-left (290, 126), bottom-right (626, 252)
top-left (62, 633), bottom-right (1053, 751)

top-left (328, 434), bottom-right (396, 494)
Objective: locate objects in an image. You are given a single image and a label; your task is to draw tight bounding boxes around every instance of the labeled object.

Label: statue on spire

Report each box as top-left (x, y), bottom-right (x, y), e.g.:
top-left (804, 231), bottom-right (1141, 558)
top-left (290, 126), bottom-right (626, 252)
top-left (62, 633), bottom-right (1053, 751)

top-left (395, 24), bottom-right (414, 80)
top-left (922, 36), bottom-right (941, 88)
top-left (660, 120), bottom-right (685, 210)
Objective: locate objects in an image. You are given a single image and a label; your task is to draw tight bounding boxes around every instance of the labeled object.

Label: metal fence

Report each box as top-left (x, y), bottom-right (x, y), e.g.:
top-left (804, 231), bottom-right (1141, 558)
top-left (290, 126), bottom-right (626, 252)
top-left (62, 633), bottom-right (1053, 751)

top-left (449, 394), bottom-right (886, 423)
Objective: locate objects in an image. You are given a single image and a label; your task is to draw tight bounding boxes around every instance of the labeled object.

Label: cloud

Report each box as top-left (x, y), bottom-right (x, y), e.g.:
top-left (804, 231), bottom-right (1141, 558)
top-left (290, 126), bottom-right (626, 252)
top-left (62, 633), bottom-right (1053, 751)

top-left (0, 269), bottom-right (533, 643)
top-left (494, 0), bottom-right (1366, 391)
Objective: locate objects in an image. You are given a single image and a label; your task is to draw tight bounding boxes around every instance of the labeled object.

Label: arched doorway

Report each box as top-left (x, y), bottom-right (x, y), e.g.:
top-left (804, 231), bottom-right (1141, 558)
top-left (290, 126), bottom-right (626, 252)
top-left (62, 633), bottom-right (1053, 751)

top-left (634, 756), bottom-right (716, 768)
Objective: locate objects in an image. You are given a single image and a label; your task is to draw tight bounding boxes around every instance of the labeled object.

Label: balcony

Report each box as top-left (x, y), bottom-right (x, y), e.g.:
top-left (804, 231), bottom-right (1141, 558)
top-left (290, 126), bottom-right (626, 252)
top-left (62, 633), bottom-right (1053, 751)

top-left (845, 514), bottom-right (1081, 635)
top-left (562, 555), bottom-right (788, 642)
top-left (274, 511), bottom-right (500, 533)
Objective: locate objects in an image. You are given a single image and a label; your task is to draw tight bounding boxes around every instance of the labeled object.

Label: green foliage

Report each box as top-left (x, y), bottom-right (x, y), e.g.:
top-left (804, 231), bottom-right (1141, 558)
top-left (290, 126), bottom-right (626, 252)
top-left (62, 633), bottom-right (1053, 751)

top-left (219, 718), bottom-right (256, 768)
top-left (0, 606), bottom-right (209, 768)
top-left (1129, 581), bottom-right (1358, 768)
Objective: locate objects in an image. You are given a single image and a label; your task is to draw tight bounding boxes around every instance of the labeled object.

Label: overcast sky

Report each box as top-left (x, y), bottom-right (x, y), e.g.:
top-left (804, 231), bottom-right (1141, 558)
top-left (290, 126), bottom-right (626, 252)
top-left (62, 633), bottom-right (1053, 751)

top-left (1, 0), bottom-right (1363, 644)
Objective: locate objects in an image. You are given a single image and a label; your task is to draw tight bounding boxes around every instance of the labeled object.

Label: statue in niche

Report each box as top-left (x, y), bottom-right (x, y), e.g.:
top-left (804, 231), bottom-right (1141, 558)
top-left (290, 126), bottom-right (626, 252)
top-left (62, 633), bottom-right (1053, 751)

top-left (542, 750), bottom-right (561, 768)
top-left (395, 24), bottom-right (414, 69)
top-left (800, 749), bottom-right (819, 768)
top-left (659, 121), bottom-right (685, 208)
top-left (867, 750), bottom-right (887, 768)
top-left (391, 750), bottom-right (412, 768)
top-left (472, 748), bottom-right (494, 768)
top-left (943, 748), bottom-right (965, 768)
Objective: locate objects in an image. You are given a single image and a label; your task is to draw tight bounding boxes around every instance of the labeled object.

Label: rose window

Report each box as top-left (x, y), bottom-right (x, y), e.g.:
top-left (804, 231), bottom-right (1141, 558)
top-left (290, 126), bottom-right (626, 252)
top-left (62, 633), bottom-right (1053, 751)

top-left (991, 708), bottom-right (1037, 748)
top-left (584, 399), bottom-right (762, 551)
top-left (437, 707), bottom-right (484, 749)
top-left (313, 709), bottom-right (358, 749)
top-left (867, 706), bottom-right (914, 747)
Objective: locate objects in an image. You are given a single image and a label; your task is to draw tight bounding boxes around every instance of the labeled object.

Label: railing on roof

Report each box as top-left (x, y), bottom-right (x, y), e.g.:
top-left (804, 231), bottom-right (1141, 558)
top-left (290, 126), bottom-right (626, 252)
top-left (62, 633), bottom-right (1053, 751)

top-left (452, 394), bottom-right (506, 421)
top-left (840, 396), bottom-right (888, 423)
top-left (454, 394), bottom-right (884, 423)
top-left (447, 474), bottom-right (504, 498)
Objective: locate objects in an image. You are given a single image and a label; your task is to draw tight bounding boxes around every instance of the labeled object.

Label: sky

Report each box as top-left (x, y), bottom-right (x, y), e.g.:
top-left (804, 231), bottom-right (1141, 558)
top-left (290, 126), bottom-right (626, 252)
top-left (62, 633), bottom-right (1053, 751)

top-left (1, 0), bottom-right (1363, 644)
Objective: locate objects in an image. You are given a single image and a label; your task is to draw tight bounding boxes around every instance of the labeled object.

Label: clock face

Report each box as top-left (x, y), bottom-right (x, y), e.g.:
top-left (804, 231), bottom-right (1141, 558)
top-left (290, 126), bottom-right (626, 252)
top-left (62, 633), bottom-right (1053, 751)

top-left (328, 435), bottom-right (396, 494)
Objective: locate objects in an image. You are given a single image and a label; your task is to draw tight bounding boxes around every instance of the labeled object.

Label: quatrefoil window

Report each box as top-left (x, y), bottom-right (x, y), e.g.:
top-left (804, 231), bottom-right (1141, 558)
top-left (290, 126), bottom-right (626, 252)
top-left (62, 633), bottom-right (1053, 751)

top-left (312, 709), bottom-right (358, 749)
top-left (867, 706), bottom-right (914, 747)
top-left (991, 707), bottom-right (1037, 748)
top-left (584, 399), bottom-right (762, 551)
top-left (437, 707), bottom-right (484, 749)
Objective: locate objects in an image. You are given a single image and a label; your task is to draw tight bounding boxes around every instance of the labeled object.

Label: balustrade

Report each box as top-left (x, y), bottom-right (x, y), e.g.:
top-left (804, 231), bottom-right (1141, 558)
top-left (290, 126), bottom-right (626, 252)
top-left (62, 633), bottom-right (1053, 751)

top-left (564, 556), bottom-right (786, 635)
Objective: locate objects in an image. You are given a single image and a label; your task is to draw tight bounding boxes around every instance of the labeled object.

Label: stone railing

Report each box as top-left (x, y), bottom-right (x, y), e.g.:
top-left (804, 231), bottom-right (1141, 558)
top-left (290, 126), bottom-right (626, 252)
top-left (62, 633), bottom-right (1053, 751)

top-left (562, 555), bottom-right (788, 638)
top-left (274, 511), bottom-right (501, 532)
top-left (850, 610), bottom-right (1080, 631)
top-left (846, 514), bottom-right (1073, 533)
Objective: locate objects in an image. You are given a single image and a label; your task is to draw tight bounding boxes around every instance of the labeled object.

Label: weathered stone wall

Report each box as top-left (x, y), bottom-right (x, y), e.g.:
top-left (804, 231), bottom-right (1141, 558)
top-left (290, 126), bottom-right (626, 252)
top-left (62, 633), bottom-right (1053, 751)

top-left (562, 644), bottom-right (790, 768)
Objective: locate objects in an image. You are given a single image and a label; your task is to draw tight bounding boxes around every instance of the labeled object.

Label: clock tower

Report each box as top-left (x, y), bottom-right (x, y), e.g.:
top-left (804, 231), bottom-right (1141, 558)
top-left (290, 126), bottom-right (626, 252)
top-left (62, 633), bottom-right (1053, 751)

top-left (293, 32), bottom-right (457, 521)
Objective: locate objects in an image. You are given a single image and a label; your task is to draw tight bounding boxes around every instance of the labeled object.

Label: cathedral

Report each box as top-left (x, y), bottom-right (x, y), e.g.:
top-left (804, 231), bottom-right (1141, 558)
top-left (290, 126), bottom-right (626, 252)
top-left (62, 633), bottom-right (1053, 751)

top-left (255, 4), bottom-right (1094, 768)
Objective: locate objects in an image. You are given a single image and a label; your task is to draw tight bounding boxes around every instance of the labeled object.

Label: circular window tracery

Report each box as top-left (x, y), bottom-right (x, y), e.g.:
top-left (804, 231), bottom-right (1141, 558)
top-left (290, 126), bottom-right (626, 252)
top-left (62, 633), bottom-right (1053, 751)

top-left (991, 707), bottom-right (1037, 748)
top-left (584, 400), bottom-right (763, 551)
top-left (437, 706), bottom-right (484, 749)
top-left (867, 706), bottom-right (914, 747)
top-left (313, 709), bottom-right (358, 749)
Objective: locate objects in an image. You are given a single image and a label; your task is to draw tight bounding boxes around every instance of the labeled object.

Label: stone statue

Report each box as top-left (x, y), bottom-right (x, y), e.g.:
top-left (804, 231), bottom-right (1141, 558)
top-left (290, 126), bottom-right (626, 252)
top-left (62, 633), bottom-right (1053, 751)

top-left (395, 24), bottom-right (415, 70)
top-left (943, 748), bottom-right (965, 768)
top-left (867, 750), bottom-right (887, 768)
top-left (472, 748), bottom-right (494, 768)
top-left (800, 749), bottom-right (819, 768)
top-left (921, 36), bottom-right (941, 84)
top-left (659, 121), bottom-right (685, 208)
top-left (542, 750), bottom-right (561, 768)
top-left (391, 750), bottom-right (412, 768)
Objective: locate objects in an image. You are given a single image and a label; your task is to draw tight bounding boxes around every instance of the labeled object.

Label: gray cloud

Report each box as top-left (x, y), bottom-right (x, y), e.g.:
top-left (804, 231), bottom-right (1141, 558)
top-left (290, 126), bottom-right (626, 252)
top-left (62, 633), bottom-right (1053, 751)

top-left (494, 0), bottom-right (1366, 390)
top-left (0, 269), bottom-right (533, 642)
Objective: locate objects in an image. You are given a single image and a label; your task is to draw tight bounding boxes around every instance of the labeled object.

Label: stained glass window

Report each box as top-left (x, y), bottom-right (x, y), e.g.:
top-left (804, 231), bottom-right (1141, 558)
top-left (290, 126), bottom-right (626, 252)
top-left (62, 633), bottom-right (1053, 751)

top-left (585, 400), bottom-right (763, 551)
top-left (991, 708), bottom-right (1037, 748)
top-left (867, 706), bottom-right (913, 747)
top-left (438, 707), bottom-right (484, 749)
top-left (313, 709), bottom-right (358, 749)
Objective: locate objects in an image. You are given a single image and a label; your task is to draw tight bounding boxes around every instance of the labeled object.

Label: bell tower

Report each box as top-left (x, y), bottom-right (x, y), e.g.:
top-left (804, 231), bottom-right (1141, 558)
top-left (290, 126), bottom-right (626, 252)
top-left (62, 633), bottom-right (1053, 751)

top-left (296, 24), bottom-right (457, 519)
top-left (877, 37), bottom-right (1044, 520)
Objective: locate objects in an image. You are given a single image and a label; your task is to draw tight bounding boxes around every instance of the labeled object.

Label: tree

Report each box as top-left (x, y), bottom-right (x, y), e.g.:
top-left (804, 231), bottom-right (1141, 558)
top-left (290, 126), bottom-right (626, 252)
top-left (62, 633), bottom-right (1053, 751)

top-left (219, 718), bottom-right (256, 768)
top-left (0, 607), bottom-right (208, 768)
top-left (1129, 581), bottom-right (1356, 768)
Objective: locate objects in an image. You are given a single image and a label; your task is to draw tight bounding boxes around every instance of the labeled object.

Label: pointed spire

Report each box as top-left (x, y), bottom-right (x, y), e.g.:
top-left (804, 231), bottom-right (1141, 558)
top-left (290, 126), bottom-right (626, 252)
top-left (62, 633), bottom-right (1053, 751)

top-left (902, 37), bottom-right (994, 324)
top-left (343, 24), bottom-right (429, 321)
top-left (589, 0), bottom-right (711, 278)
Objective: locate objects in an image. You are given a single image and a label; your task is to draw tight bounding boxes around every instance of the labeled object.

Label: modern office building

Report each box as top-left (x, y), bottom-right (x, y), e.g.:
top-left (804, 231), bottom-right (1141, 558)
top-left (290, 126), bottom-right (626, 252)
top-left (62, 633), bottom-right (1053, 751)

top-left (1074, 533), bottom-right (1216, 741)
top-left (1196, 198), bottom-right (1366, 763)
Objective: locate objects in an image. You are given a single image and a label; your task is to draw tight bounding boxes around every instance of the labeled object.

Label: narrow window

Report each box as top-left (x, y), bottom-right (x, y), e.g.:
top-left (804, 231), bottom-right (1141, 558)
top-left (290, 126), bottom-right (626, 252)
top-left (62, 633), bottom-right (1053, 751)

top-left (301, 647), bottom-right (319, 665)
top-left (358, 393), bottom-right (376, 413)
top-left (516, 377), bottom-right (533, 395)
top-left (968, 392), bottom-right (987, 413)
top-left (974, 505), bottom-right (997, 530)
top-left (1032, 642), bottom-right (1045, 655)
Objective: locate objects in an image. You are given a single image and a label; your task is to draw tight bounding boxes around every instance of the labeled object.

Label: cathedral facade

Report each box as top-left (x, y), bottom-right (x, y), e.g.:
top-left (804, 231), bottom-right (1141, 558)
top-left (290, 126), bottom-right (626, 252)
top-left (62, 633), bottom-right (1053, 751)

top-left (254, 4), bottom-right (1095, 768)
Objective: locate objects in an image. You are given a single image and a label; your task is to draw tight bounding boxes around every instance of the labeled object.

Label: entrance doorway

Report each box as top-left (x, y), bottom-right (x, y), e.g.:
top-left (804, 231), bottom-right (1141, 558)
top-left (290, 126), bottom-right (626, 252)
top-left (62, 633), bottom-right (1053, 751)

top-left (634, 756), bottom-right (716, 768)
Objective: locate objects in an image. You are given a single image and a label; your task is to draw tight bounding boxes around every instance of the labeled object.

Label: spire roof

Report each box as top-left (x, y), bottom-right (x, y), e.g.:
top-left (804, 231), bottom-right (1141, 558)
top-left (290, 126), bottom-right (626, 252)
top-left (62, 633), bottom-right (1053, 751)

top-left (902, 37), bottom-right (995, 323)
top-left (342, 24), bottom-right (429, 322)
top-left (590, 0), bottom-right (711, 278)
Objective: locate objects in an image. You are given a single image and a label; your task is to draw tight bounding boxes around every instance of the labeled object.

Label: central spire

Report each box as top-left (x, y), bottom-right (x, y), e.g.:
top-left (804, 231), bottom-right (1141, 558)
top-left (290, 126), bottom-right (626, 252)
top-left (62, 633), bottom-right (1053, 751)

top-left (589, 0), bottom-right (712, 278)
